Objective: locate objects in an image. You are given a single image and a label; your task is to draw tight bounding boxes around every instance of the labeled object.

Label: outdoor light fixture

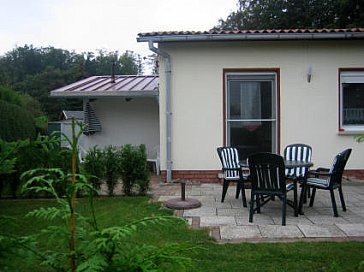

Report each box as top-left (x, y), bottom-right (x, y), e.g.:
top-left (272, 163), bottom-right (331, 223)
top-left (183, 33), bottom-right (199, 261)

top-left (307, 66), bottom-right (312, 83)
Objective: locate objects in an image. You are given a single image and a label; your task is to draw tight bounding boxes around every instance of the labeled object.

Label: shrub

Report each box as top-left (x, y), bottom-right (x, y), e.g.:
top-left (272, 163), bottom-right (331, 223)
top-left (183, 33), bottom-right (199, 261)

top-left (0, 100), bottom-right (36, 141)
top-left (103, 146), bottom-right (120, 196)
top-left (0, 135), bottom-right (68, 198)
top-left (120, 144), bottom-right (150, 196)
top-left (82, 146), bottom-right (105, 191)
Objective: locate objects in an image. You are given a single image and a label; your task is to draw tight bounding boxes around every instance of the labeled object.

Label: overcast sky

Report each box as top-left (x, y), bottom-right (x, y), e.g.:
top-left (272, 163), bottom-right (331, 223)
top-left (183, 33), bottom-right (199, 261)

top-left (0, 0), bottom-right (237, 59)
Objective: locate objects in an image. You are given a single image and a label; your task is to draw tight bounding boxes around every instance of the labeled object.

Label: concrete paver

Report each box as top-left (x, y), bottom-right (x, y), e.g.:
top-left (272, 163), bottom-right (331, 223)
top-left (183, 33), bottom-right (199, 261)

top-left (260, 225), bottom-right (304, 239)
top-left (220, 225), bottom-right (262, 240)
top-left (336, 224), bottom-right (364, 236)
top-left (298, 224), bottom-right (347, 238)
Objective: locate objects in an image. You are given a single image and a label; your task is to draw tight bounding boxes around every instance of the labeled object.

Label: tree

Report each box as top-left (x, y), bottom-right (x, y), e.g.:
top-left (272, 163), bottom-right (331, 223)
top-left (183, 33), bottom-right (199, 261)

top-left (0, 46), bottom-right (143, 120)
top-left (83, 49), bottom-right (142, 75)
top-left (214, 0), bottom-right (364, 30)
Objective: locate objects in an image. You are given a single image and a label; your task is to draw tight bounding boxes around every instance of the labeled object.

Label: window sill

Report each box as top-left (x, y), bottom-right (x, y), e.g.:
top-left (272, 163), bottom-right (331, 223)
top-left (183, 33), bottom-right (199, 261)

top-left (338, 130), bottom-right (364, 135)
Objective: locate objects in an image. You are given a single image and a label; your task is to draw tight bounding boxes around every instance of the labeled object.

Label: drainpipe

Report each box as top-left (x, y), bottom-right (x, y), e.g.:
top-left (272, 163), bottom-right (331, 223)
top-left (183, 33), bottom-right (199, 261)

top-left (148, 41), bottom-right (172, 182)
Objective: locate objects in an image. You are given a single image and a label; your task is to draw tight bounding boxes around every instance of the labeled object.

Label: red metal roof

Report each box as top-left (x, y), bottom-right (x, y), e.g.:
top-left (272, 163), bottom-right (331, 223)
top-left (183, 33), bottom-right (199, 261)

top-left (50, 75), bottom-right (159, 98)
top-left (137, 28), bottom-right (364, 42)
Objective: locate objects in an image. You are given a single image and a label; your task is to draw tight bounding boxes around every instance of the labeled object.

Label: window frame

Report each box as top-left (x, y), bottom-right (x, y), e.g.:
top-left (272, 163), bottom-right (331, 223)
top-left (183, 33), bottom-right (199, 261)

top-left (339, 68), bottom-right (364, 133)
top-left (224, 70), bottom-right (279, 156)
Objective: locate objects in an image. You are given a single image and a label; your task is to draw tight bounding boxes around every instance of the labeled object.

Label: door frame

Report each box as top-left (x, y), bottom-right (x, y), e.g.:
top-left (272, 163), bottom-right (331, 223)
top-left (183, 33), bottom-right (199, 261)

top-left (222, 68), bottom-right (281, 154)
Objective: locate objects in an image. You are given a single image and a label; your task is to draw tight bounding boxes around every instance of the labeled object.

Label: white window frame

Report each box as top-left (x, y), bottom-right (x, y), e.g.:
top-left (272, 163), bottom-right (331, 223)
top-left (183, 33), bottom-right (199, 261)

top-left (339, 70), bottom-right (364, 133)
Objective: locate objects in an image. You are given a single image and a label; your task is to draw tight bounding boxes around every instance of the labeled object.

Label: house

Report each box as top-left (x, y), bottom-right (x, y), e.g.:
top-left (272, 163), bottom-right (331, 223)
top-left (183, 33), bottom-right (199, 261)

top-left (50, 75), bottom-right (160, 164)
top-left (60, 110), bottom-right (84, 121)
top-left (137, 28), bottom-right (364, 182)
top-left (48, 110), bottom-right (84, 148)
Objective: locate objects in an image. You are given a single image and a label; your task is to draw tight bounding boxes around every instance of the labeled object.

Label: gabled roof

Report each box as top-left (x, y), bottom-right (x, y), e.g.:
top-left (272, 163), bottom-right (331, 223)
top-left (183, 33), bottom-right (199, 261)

top-left (137, 28), bottom-right (364, 43)
top-left (50, 75), bottom-right (159, 98)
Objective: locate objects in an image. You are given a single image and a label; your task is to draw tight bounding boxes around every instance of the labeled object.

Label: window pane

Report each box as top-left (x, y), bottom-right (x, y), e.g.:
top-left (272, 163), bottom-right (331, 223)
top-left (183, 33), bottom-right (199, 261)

top-left (228, 81), bottom-right (273, 120)
top-left (228, 121), bottom-right (274, 160)
top-left (343, 83), bottom-right (364, 125)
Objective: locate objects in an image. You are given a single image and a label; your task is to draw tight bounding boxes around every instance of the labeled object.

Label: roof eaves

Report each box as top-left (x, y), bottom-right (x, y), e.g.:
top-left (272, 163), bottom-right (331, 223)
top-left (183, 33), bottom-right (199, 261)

top-left (50, 90), bottom-right (158, 98)
top-left (137, 28), bottom-right (364, 43)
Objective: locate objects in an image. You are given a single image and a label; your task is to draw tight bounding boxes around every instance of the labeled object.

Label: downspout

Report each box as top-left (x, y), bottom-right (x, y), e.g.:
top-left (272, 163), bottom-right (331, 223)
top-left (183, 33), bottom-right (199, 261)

top-left (148, 41), bottom-right (172, 182)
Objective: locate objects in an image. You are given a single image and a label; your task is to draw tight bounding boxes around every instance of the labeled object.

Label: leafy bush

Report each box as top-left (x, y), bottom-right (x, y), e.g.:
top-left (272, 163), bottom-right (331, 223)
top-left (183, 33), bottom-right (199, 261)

top-left (0, 134), bottom-right (69, 198)
top-left (0, 85), bottom-right (22, 106)
top-left (0, 85), bottom-right (46, 141)
top-left (0, 100), bottom-right (35, 141)
top-left (120, 144), bottom-right (150, 196)
top-left (102, 146), bottom-right (121, 196)
top-left (83, 146), bottom-right (105, 191)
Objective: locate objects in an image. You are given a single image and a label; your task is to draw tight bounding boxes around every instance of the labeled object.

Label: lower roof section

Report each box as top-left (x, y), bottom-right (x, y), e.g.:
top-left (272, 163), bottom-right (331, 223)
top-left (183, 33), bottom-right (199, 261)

top-left (50, 75), bottom-right (159, 98)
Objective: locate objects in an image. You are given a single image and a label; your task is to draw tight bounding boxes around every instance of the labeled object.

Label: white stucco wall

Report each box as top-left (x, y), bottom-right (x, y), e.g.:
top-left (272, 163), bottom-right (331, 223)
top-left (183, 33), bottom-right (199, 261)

top-left (157, 40), bottom-right (364, 171)
top-left (80, 97), bottom-right (159, 156)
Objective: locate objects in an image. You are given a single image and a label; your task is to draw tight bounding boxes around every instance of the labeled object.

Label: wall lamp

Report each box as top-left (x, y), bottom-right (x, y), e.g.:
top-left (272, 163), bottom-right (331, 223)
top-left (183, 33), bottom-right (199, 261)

top-left (307, 66), bottom-right (312, 83)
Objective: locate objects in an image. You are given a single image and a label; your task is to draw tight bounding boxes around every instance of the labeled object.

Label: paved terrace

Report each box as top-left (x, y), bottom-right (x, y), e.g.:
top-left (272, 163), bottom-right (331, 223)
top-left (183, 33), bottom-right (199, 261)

top-left (152, 179), bottom-right (364, 243)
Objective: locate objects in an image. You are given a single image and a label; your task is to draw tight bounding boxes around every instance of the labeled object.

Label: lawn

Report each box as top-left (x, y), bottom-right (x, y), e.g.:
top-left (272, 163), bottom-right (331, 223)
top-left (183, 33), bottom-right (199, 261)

top-left (1, 197), bottom-right (364, 271)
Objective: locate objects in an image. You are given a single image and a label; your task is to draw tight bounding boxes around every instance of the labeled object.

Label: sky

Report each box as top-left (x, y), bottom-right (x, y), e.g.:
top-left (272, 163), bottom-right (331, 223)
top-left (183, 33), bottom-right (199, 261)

top-left (0, 0), bottom-right (237, 60)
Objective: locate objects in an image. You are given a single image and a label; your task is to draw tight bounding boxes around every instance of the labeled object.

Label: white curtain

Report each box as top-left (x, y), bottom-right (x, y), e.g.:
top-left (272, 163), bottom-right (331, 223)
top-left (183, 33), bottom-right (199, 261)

top-left (240, 82), bottom-right (261, 120)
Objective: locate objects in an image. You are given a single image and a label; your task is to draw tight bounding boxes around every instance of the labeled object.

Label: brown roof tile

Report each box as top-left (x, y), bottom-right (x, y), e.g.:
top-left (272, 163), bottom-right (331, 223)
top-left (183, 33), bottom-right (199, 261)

top-left (139, 28), bottom-right (364, 37)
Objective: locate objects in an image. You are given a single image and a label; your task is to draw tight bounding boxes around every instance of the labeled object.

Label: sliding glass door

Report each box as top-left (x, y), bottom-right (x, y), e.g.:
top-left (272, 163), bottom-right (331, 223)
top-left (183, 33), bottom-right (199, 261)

top-left (226, 72), bottom-right (278, 160)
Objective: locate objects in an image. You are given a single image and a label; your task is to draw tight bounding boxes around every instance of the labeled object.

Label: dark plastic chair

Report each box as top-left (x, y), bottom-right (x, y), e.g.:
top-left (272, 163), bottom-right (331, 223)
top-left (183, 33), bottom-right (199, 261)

top-left (302, 148), bottom-right (352, 217)
top-left (217, 147), bottom-right (249, 207)
top-left (248, 153), bottom-right (288, 225)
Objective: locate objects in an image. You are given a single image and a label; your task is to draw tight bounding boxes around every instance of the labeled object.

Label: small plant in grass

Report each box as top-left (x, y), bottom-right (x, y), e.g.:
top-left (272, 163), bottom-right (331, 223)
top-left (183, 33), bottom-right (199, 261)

top-left (119, 144), bottom-right (150, 196)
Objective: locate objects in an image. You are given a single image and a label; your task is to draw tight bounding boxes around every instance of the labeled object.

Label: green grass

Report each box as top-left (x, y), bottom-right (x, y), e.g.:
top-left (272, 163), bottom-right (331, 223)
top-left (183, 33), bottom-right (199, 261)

top-left (1, 197), bottom-right (364, 271)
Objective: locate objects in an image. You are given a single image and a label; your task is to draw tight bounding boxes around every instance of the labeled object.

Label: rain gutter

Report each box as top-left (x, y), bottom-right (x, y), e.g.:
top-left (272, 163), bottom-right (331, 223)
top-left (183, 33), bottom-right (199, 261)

top-left (147, 41), bottom-right (172, 182)
top-left (137, 32), bottom-right (364, 43)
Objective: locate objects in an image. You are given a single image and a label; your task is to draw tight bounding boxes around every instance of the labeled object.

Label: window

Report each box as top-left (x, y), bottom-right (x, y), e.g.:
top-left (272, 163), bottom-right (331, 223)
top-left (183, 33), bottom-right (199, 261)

top-left (225, 72), bottom-right (278, 160)
top-left (340, 70), bottom-right (364, 132)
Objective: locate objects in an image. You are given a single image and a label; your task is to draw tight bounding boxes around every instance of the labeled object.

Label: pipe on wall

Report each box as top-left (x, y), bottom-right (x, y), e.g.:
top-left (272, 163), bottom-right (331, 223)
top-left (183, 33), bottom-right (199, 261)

top-left (148, 41), bottom-right (172, 182)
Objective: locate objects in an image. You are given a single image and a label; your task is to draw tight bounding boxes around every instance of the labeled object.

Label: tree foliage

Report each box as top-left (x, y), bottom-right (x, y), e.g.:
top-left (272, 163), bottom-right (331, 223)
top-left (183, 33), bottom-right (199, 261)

top-left (0, 86), bottom-right (37, 141)
top-left (214, 0), bottom-right (364, 30)
top-left (0, 45), bottom-right (143, 120)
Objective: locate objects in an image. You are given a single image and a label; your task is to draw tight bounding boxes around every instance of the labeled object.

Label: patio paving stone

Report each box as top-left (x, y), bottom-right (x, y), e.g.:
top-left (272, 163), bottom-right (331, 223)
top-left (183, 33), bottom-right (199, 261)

top-left (298, 224), bottom-right (347, 238)
top-left (236, 214), bottom-right (275, 225)
top-left (259, 225), bottom-right (304, 239)
top-left (183, 207), bottom-right (216, 217)
top-left (336, 224), bottom-right (364, 236)
top-left (308, 215), bottom-right (350, 225)
top-left (217, 208), bottom-right (247, 217)
top-left (199, 216), bottom-right (236, 227)
top-left (220, 225), bottom-right (262, 240)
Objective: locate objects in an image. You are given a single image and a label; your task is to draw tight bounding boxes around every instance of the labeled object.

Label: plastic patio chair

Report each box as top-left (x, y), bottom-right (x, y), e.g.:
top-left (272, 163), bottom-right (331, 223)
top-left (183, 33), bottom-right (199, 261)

top-left (302, 148), bottom-right (352, 217)
top-left (217, 147), bottom-right (250, 207)
top-left (284, 143), bottom-right (313, 206)
top-left (248, 152), bottom-right (290, 226)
